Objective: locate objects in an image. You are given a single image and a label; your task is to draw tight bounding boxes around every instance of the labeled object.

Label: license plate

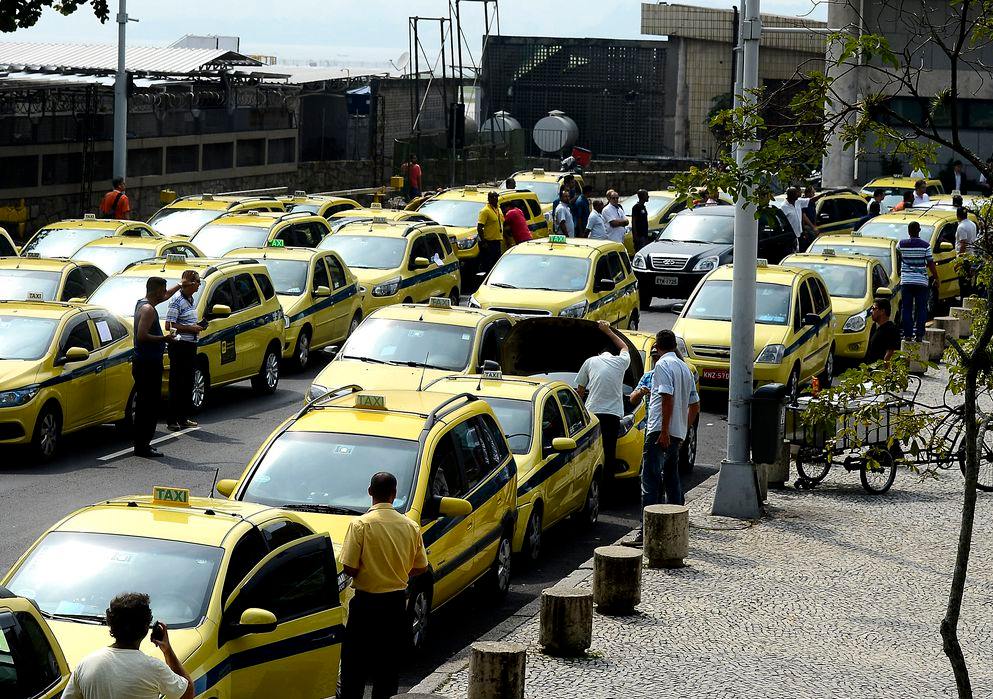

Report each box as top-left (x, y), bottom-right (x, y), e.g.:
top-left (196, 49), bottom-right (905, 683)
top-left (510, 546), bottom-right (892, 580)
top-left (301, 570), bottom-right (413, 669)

top-left (655, 275), bottom-right (679, 286)
top-left (702, 368), bottom-right (730, 381)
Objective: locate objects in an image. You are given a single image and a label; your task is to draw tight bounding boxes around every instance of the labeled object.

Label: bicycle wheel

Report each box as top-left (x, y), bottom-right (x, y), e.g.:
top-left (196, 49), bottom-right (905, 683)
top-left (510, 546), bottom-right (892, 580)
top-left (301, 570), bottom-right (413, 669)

top-left (860, 447), bottom-right (897, 494)
top-left (961, 416), bottom-right (993, 492)
top-left (796, 447), bottom-right (830, 483)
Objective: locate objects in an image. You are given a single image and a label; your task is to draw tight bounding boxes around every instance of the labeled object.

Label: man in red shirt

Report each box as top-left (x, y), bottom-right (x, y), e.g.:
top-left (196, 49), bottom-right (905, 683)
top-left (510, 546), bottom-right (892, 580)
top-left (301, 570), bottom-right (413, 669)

top-left (500, 202), bottom-right (533, 247)
top-left (99, 177), bottom-right (131, 219)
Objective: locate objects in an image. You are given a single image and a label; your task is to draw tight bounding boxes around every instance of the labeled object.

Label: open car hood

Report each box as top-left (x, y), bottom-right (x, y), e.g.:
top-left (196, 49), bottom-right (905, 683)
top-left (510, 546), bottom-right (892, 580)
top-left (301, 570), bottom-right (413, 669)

top-left (500, 317), bottom-right (644, 387)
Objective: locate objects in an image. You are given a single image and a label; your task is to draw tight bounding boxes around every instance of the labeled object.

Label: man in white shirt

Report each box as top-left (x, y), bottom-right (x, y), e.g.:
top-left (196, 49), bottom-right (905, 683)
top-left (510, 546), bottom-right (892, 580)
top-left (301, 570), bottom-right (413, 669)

top-left (577, 321), bottom-right (630, 476)
top-left (64, 592), bottom-right (192, 699)
top-left (554, 188), bottom-right (575, 237)
top-left (956, 206), bottom-right (979, 297)
top-left (601, 189), bottom-right (629, 245)
top-left (586, 199), bottom-right (608, 239)
top-left (912, 179), bottom-right (930, 207)
top-left (783, 187), bottom-right (816, 251)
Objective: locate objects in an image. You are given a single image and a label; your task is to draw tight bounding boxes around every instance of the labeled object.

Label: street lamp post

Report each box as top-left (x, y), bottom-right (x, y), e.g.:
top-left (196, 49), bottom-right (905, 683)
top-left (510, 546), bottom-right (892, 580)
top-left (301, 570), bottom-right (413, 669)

top-left (113, 0), bottom-right (130, 180)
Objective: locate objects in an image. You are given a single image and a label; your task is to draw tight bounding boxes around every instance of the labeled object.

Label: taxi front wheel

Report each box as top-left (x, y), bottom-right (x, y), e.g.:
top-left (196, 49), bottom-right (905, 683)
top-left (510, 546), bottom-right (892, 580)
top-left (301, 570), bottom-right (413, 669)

top-left (408, 582), bottom-right (433, 652)
top-left (31, 403), bottom-right (61, 461)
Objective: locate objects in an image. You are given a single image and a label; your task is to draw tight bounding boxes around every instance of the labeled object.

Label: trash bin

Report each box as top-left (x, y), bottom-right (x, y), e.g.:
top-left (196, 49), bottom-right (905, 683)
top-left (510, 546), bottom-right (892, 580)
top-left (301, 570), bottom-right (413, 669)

top-left (751, 383), bottom-right (787, 464)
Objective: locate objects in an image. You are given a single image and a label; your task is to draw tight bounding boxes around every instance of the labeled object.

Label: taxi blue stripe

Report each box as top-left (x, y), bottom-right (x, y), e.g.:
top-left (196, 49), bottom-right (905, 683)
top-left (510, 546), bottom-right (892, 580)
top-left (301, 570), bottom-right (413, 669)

top-left (421, 456), bottom-right (516, 549)
top-left (32, 346), bottom-right (134, 391)
top-left (517, 423), bottom-right (601, 498)
top-left (192, 623), bottom-right (344, 695)
top-left (588, 280), bottom-right (638, 312)
top-left (197, 310), bottom-right (282, 349)
top-left (783, 312), bottom-right (833, 359)
top-left (397, 262), bottom-right (460, 292)
top-left (287, 284), bottom-right (358, 324)
top-left (431, 521), bottom-right (503, 582)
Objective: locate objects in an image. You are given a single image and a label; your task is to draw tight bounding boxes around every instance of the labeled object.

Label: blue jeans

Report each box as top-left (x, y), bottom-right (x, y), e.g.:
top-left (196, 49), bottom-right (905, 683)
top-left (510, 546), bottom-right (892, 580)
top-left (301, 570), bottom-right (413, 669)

top-left (641, 432), bottom-right (684, 518)
top-left (902, 283), bottom-right (929, 341)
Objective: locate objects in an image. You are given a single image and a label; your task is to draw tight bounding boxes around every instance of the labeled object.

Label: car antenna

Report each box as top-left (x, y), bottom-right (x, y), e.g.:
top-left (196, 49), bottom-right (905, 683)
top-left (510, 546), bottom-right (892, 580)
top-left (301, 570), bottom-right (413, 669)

top-left (209, 467), bottom-right (220, 498)
top-left (417, 352), bottom-right (430, 392)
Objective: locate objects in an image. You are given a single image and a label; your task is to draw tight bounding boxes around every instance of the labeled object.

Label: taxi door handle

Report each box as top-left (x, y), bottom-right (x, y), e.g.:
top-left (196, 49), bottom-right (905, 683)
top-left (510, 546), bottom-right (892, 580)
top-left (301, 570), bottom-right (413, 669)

top-left (95, 364), bottom-right (104, 373)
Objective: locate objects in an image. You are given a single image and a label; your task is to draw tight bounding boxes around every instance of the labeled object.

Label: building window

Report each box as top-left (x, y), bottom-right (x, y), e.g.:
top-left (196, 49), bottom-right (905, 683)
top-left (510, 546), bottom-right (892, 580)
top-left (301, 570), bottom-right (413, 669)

top-left (203, 141), bottom-right (233, 171)
top-left (267, 137), bottom-right (296, 165)
top-left (0, 155), bottom-right (39, 189)
top-left (237, 139), bottom-right (265, 167)
top-left (166, 145), bottom-right (199, 174)
top-left (41, 153), bottom-right (82, 186)
top-left (128, 147), bottom-right (162, 177)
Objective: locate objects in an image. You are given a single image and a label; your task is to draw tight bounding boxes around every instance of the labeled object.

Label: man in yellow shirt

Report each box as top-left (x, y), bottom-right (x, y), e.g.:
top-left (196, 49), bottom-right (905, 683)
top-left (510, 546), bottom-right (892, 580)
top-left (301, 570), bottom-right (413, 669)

top-left (339, 472), bottom-right (429, 699)
top-left (476, 191), bottom-right (505, 275)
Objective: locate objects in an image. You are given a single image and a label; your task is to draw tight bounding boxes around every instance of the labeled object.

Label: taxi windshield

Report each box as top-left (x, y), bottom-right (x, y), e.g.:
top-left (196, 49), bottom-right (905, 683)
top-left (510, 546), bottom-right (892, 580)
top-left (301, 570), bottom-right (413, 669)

top-left (487, 254), bottom-right (590, 292)
top-left (319, 235), bottom-right (406, 269)
top-left (90, 276), bottom-right (203, 318)
top-left (687, 280), bottom-right (791, 325)
top-left (0, 316), bottom-right (58, 359)
top-left (255, 259), bottom-right (309, 295)
top-left (148, 208), bottom-right (223, 236)
top-left (242, 431), bottom-right (419, 513)
top-left (520, 181), bottom-right (563, 204)
top-left (22, 229), bottom-right (109, 257)
top-left (72, 246), bottom-right (156, 275)
top-left (484, 397), bottom-right (533, 454)
top-left (785, 262), bottom-right (867, 298)
top-left (657, 213), bottom-right (733, 245)
top-left (858, 220), bottom-right (935, 244)
top-left (621, 194), bottom-right (674, 220)
top-left (808, 242), bottom-right (893, 275)
top-left (0, 270), bottom-right (62, 301)
top-left (418, 199), bottom-right (483, 228)
top-left (340, 317), bottom-right (473, 371)
top-left (6, 531), bottom-right (223, 628)
top-left (191, 225), bottom-right (269, 258)
top-left (286, 203), bottom-right (320, 214)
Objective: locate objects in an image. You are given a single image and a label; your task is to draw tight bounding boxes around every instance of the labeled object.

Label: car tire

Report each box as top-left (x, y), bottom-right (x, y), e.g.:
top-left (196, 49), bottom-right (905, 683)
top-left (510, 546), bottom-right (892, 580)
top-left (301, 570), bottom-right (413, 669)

top-left (31, 403), bottom-right (61, 462)
top-left (403, 297), bottom-right (413, 305)
top-left (252, 345), bottom-right (280, 395)
top-left (348, 311), bottom-right (362, 337)
top-left (291, 328), bottom-right (311, 372)
top-left (521, 508), bottom-right (542, 565)
top-left (786, 364), bottom-right (801, 404)
top-left (679, 419), bottom-right (698, 475)
top-left (639, 287), bottom-right (653, 311)
top-left (191, 359), bottom-right (209, 412)
top-left (484, 529), bottom-right (512, 601)
top-left (449, 288), bottom-right (460, 306)
top-left (819, 346), bottom-right (834, 389)
top-left (629, 309), bottom-right (640, 330)
top-left (408, 581), bottom-right (433, 653)
top-left (574, 471), bottom-right (601, 529)
top-left (115, 389), bottom-right (136, 432)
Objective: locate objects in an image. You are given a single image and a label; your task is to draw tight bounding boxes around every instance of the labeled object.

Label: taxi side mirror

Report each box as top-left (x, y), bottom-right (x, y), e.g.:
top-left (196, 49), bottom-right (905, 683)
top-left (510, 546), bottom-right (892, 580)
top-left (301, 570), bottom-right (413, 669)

top-left (551, 437), bottom-right (577, 452)
top-left (671, 302), bottom-right (685, 314)
top-left (593, 278), bottom-right (616, 293)
top-left (216, 479), bottom-right (237, 498)
top-left (236, 608), bottom-right (277, 635)
top-left (313, 285), bottom-right (331, 298)
top-left (803, 313), bottom-right (821, 327)
top-left (437, 497), bottom-right (472, 518)
top-left (411, 256), bottom-right (431, 269)
top-left (209, 304), bottom-right (231, 318)
top-left (939, 241), bottom-right (955, 252)
top-left (62, 346), bottom-right (90, 364)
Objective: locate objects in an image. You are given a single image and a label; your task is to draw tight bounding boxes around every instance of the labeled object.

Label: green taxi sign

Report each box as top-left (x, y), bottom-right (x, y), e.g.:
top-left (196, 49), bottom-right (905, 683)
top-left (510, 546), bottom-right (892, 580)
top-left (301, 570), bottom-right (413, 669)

top-left (549, 234), bottom-right (567, 244)
top-left (152, 486), bottom-right (191, 507)
top-left (355, 394), bottom-right (386, 410)
top-left (268, 239), bottom-right (285, 247)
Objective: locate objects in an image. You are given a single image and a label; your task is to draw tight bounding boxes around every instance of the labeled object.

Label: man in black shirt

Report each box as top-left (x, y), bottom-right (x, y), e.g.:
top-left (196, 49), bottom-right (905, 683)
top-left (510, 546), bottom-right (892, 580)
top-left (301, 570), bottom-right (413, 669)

top-left (631, 189), bottom-right (650, 250)
top-left (865, 297), bottom-right (901, 365)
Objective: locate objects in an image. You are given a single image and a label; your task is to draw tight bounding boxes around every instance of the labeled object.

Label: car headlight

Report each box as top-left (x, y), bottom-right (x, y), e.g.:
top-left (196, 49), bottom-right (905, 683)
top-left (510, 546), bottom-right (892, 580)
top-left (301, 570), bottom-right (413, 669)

top-left (843, 311), bottom-right (868, 333)
top-left (675, 336), bottom-right (687, 357)
top-left (456, 235), bottom-right (478, 250)
top-left (618, 414), bottom-right (635, 437)
top-left (372, 277), bottom-right (401, 297)
top-left (306, 383), bottom-right (330, 402)
top-left (692, 255), bottom-right (720, 272)
top-left (755, 344), bottom-right (786, 364)
top-left (468, 295), bottom-right (481, 308)
top-left (632, 253), bottom-right (647, 270)
top-left (559, 300), bottom-right (588, 318)
top-left (0, 387), bottom-right (39, 407)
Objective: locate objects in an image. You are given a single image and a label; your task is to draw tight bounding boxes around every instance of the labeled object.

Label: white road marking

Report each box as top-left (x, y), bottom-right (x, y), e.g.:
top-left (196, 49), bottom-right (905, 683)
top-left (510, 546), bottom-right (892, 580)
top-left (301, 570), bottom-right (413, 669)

top-left (98, 427), bottom-right (201, 461)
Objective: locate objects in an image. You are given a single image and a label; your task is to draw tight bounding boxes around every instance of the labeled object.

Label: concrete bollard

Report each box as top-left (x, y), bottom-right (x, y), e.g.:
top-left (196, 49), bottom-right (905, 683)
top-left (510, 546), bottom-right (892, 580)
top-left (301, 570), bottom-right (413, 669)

top-left (962, 296), bottom-right (985, 313)
top-left (902, 340), bottom-right (928, 375)
top-left (539, 587), bottom-right (593, 656)
top-left (593, 545), bottom-right (642, 615)
top-left (643, 504), bottom-right (690, 568)
top-left (468, 641), bottom-right (526, 699)
top-left (924, 327), bottom-right (946, 361)
top-left (765, 440), bottom-right (790, 487)
top-left (934, 316), bottom-right (961, 344)
top-left (949, 307), bottom-right (972, 338)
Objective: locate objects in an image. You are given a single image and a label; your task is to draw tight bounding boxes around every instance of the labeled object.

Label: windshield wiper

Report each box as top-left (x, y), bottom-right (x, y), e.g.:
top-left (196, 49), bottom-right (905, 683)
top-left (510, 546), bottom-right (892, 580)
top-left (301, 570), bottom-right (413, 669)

top-left (340, 356), bottom-right (397, 365)
top-left (491, 282), bottom-right (518, 289)
top-left (281, 503), bottom-right (365, 515)
top-left (529, 286), bottom-right (568, 292)
top-left (41, 610), bottom-right (106, 625)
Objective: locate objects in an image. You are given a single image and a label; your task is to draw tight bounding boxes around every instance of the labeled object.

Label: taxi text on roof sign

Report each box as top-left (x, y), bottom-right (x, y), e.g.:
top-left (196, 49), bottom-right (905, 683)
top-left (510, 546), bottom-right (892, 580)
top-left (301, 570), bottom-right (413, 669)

top-left (152, 486), bottom-right (191, 507)
top-left (268, 239), bottom-right (285, 247)
top-left (481, 369), bottom-right (503, 380)
top-left (548, 234), bottom-right (567, 244)
top-left (355, 394), bottom-right (386, 410)
top-left (428, 296), bottom-right (452, 309)
top-left (166, 253), bottom-right (186, 263)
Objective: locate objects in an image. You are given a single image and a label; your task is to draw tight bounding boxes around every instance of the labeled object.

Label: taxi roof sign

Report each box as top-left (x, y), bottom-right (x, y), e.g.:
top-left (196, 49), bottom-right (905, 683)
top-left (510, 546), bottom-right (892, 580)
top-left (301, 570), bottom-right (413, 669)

top-left (756, 258), bottom-right (768, 267)
top-left (370, 202), bottom-right (383, 209)
top-left (165, 253), bottom-right (186, 263)
top-left (83, 213), bottom-right (96, 220)
top-left (294, 190), bottom-right (307, 197)
top-left (152, 486), bottom-right (191, 507)
top-left (355, 394), bottom-right (386, 410)
top-left (372, 216), bottom-right (388, 225)
top-left (268, 239), bottom-right (285, 247)
top-left (428, 296), bottom-right (452, 309)
top-left (548, 234), bottom-right (567, 244)
top-left (532, 168), bottom-right (545, 175)
top-left (481, 369), bottom-right (503, 380)
top-left (822, 248), bottom-right (836, 256)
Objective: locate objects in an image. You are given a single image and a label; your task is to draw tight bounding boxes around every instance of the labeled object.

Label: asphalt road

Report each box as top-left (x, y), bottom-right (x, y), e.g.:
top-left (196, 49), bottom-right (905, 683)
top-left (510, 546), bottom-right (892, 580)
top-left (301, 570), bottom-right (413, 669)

top-left (0, 301), bottom-right (729, 692)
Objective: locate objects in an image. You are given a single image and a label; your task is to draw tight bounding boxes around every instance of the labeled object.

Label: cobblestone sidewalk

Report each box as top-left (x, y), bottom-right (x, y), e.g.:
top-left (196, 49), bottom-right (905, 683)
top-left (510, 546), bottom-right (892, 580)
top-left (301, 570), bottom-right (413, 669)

top-left (416, 366), bottom-right (993, 698)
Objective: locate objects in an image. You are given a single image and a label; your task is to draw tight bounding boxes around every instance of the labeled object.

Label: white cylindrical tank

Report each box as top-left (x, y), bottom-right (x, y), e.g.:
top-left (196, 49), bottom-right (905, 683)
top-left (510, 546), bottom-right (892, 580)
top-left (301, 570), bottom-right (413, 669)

top-left (464, 114), bottom-right (479, 135)
top-left (533, 110), bottom-right (578, 153)
top-left (479, 111), bottom-right (522, 142)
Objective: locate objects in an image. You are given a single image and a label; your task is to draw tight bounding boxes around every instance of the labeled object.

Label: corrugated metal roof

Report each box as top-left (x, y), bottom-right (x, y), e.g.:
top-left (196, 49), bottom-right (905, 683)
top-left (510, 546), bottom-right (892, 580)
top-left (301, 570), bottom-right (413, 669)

top-left (0, 42), bottom-right (261, 75)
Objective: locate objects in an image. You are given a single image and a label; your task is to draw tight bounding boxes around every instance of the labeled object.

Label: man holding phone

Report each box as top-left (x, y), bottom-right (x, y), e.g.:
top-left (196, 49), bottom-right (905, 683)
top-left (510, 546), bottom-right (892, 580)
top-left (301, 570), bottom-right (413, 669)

top-left (63, 592), bottom-right (193, 699)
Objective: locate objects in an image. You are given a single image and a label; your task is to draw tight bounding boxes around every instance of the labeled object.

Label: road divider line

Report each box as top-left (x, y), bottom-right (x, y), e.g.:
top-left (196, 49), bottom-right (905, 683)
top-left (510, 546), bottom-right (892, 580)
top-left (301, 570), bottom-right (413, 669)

top-left (98, 427), bottom-right (201, 462)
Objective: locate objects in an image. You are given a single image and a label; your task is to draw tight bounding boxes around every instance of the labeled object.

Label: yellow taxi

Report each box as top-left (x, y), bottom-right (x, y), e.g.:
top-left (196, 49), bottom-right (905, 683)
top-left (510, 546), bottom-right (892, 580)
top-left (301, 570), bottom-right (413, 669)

top-left (190, 211), bottom-right (332, 259)
top-left (280, 191), bottom-right (361, 219)
top-left (0, 301), bottom-right (134, 460)
top-left (306, 299), bottom-right (514, 399)
top-left (217, 387), bottom-right (518, 651)
top-left (88, 256), bottom-right (285, 411)
top-left (470, 235), bottom-right (640, 329)
top-left (413, 186), bottom-right (552, 265)
top-left (672, 262), bottom-right (835, 401)
top-left (856, 208), bottom-right (968, 313)
top-left (424, 370), bottom-right (603, 564)
top-left (147, 194), bottom-right (286, 238)
top-left (71, 236), bottom-right (203, 275)
top-left (1, 487), bottom-right (350, 699)
top-left (225, 246), bottom-right (362, 371)
top-left (327, 204), bottom-right (435, 230)
top-left (20, 215), bottom-right (160, 259)
top-left (808, 190), bottom-right (874, 236)
top-left (0, 257), bottom-right (107, 303)
top-left (318, 218), bottom-right (460, 313)
top-left (859, 176), bottom-right (944, 212)
top-left (807, 233), bottom-right (901, 287)
top-left (509, 168), bottom-right (585, 212)
top-left (620, 189), bottom-right (733, 240)
top-left (0, 226), bottom-right (16, 256)
top-left (782, 251), bottom-right (898, 361)
top-left (0, 591), bottom-right (71, 697)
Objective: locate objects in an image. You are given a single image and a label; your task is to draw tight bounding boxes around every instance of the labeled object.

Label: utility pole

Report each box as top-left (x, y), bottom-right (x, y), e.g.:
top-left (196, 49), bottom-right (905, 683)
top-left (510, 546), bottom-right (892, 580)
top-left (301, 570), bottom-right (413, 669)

top-left (711, 0), bottom-right (763, 520)
top-left (113, 0), bottom-right (135, 180)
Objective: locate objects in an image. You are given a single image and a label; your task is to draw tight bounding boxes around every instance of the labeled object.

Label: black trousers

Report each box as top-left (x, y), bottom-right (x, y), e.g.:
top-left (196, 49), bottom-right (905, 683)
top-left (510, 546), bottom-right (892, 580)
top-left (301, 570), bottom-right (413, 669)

top-left (132, 358), bottom-right (163, 452)
top-left (596, 413), bottom-right (620, 470)
top-left (167, 341), bottom-right (196, 425)
top-left (339, 589), bottom-right (408, 699)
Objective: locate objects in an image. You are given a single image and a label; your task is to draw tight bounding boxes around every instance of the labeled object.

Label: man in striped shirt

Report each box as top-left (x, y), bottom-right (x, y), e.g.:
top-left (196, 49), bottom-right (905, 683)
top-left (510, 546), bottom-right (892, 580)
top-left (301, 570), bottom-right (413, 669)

top-left (164, 270), bottom-right (204, 430)
top-left (898, 221), bottom-right (938, 342)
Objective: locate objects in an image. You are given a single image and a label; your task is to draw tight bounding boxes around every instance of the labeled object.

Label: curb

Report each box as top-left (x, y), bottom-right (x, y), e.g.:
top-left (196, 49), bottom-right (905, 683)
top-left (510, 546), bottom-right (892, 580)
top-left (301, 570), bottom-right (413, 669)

top-left (408, 467), bottom-right (723, 695)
